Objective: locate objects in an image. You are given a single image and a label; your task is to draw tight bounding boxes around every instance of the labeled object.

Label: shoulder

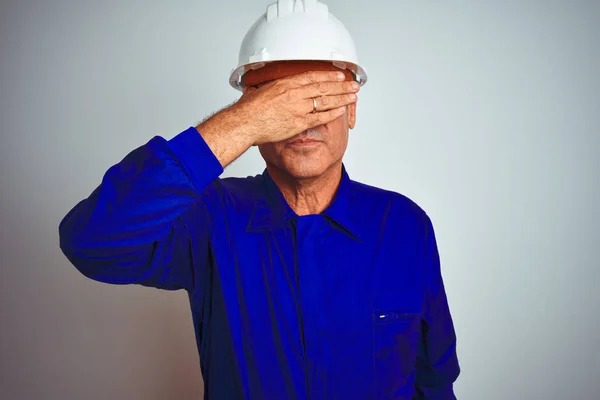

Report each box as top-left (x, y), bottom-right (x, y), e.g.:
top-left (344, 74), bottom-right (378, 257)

top-left (350, 177), bottom-right (429, 222)
top-left (196, 173), bottom-right (266, 212)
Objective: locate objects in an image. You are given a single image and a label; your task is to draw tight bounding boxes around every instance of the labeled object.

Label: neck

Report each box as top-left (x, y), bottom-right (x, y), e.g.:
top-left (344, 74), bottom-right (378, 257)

top-left (267, 162), bottom-right (343, 216)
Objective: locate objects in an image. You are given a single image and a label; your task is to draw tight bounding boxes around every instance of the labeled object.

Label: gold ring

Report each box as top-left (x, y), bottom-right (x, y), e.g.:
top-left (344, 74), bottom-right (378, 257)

top-left (312, 97), bottom-right (318, 113)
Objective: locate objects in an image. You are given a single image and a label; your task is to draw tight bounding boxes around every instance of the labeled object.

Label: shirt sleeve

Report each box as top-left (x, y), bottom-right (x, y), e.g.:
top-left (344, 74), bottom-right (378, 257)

top-left (58, 126), bottom-right (224, 292)
top-left (414, 214), bottom-right (461, 399)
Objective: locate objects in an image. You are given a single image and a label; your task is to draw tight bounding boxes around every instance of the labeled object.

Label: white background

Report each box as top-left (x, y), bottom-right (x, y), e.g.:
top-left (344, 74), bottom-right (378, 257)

top-left (1, 0), bottom-right (599, 398)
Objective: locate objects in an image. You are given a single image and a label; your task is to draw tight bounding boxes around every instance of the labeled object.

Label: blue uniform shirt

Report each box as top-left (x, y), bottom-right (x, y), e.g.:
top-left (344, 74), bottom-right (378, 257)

top-left (59, 127), bottom-right (460, 399)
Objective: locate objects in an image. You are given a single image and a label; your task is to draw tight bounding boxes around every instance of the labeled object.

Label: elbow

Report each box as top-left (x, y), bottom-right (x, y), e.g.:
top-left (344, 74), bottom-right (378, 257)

top-left (59, 215), bottom-right (93, 277)
top-left (58, 219), bottom-right (143, 285)
top-left (58, 230), bottom-right (108, 283)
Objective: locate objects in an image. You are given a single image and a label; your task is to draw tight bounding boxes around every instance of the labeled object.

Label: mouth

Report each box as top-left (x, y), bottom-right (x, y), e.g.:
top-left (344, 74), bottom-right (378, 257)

top-left (290, 139), bottom-right (320, 144)
top-left (288, 139), bottom-right (322, 147)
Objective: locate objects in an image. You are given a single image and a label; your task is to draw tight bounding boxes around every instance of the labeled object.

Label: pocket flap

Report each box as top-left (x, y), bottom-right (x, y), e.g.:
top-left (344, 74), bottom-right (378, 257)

top-left (371, 291), bottom-right (422, 320)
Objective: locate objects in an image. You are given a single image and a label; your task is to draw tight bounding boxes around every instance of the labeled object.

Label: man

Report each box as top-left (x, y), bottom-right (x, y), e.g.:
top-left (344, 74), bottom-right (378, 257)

top-left (59, 0), bottom-right (460, 398)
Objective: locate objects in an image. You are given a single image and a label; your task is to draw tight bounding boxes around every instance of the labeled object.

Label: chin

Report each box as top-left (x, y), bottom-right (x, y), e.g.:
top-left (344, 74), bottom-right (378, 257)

top-left (282, 161), bottom-right (328, 179)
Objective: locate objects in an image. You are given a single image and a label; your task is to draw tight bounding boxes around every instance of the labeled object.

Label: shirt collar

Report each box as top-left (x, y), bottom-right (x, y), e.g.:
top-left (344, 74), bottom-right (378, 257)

top-left (246, 163), bottom-right (363, 242)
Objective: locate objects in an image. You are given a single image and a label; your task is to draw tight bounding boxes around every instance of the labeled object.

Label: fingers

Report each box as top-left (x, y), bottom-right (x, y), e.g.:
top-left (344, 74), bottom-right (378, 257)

top-left (239, 86), bottom-right (257, 101)
top-left (295, 80), bottom-right (360, 100)
top-left (288, 70), bottom-right (347, 86)
top-left (287, 70), bottom-right (360, 97)
top-left (305, 106), bottom-right (348, 127)
top-left (306, 93), bottom-right (357, 114)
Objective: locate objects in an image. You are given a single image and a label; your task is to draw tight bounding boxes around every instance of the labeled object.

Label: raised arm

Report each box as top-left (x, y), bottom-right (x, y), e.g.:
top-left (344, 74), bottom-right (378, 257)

top-left (58, 127), bottom-right (224, 291)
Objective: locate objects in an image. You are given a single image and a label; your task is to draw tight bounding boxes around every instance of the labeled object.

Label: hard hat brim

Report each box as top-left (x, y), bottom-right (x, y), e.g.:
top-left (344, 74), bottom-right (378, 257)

top-left (229, 60), bottom-right (368, 91)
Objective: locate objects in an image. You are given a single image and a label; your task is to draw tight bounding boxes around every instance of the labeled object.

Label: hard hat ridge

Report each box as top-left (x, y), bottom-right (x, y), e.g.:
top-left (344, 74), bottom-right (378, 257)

top-left (268, 0), bottom-right (326, 20)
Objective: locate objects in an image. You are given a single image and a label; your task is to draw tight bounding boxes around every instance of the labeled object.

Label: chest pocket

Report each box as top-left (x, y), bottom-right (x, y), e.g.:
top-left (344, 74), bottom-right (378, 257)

top-left (371, 291), bottom-right (422, 398)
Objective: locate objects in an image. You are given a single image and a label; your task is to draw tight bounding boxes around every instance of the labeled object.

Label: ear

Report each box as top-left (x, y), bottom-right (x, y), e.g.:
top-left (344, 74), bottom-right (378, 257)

top-left (348, 101), bottom-right (357, 129)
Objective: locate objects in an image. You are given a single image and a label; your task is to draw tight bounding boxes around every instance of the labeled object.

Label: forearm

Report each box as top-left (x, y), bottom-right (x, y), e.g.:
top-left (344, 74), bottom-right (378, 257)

top-left (195, 107), bottom-right (257, 169)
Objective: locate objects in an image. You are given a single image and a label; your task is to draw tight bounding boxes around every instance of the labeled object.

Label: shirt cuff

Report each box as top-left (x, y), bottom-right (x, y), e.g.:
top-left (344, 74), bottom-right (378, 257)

top-left (167, 126), bottom-right (224, 193)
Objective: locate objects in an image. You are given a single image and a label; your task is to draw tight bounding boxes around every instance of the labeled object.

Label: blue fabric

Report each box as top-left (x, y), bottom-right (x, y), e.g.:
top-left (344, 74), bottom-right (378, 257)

top-left (59, 126), bottom-right (460, 399)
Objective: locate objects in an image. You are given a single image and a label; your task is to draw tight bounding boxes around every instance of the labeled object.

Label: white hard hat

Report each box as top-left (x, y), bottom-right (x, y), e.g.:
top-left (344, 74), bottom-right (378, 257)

top-left (229, 0), bottom-right (368, 91)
